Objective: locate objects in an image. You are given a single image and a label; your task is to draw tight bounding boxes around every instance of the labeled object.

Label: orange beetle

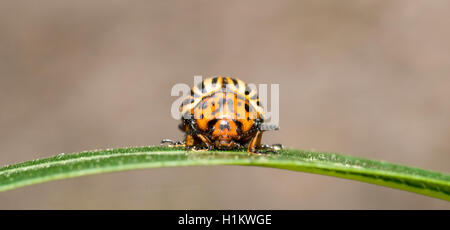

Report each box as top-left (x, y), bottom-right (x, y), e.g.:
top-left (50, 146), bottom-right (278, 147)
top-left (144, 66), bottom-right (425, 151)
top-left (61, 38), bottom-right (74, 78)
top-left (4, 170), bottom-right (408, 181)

top-left (164, 76), bottom-right (280, 154)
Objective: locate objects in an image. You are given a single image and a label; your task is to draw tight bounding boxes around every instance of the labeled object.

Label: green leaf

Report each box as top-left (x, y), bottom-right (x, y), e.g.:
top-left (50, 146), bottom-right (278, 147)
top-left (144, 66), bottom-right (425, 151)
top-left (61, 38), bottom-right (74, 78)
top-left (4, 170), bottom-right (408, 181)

top-left (0, 146), bottom-right (449, 201)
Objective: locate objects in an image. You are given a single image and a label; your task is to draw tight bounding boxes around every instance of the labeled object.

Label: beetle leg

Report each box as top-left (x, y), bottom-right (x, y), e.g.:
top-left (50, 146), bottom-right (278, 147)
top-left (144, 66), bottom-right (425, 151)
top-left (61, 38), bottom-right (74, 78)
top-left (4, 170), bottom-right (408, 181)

top-left (270, 143), bottom-right (283, 151)
top-left (184, 134), bottom-right (195, 149)
top-left (184, 134), bottom-right (210, 151)
top-left (160, 139), bottom-right (185, 147)
top-left (161, 139), bottom-right (175, 144)
top-left (260, 124), bottom-right (279, 131)
top-left (196, 134), bottom-right (213, 150)
top-left (248, 131), bottom-right (281, 154)
top-left (259, 143), bottom-right (282, 154)
top-left (248, 130), bottom-right (263, 154)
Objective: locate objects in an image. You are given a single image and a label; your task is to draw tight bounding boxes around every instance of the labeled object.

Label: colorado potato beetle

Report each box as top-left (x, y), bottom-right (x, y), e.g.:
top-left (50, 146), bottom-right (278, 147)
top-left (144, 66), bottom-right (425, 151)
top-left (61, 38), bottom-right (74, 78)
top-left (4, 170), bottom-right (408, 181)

top-left (163, 76), bottom-right (280, 154)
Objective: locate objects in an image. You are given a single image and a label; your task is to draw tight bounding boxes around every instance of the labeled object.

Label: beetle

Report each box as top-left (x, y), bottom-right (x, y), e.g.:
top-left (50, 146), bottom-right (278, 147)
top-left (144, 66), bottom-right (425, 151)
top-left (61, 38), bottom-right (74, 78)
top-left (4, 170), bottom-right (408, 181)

top-left (163, 76), bottom-right (280, 154)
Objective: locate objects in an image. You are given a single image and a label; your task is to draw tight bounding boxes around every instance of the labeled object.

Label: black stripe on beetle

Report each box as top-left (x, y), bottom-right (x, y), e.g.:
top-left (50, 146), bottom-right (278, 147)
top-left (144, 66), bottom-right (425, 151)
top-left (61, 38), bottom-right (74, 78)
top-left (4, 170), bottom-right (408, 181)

top-left (211, 77), bottom-right (219, 85)
top-left (231, 78), bottom-right (239, 88)
top-left (190, 89), bottom-right (201, 98)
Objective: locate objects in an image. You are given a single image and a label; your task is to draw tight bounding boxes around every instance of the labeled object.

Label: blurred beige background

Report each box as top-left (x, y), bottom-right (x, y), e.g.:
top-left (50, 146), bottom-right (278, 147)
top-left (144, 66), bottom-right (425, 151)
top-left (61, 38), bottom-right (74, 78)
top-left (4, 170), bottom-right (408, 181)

top-left (0, 0), bottom-right (449, 209)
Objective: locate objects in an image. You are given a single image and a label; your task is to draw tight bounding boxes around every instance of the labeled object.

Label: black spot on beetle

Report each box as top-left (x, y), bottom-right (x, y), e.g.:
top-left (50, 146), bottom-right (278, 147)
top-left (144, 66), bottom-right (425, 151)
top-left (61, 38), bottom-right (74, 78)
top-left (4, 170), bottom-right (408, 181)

top-left (244, 86), bottom-right (252, 95)
top-left (245, 103), bottom-right (250, 112)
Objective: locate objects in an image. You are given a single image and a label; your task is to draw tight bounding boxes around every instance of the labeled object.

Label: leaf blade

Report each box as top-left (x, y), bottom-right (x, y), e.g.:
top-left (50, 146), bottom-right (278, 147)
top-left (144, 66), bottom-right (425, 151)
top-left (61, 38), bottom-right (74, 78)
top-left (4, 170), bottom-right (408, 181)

top-left (0, 146), bottom-right (449, 201)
